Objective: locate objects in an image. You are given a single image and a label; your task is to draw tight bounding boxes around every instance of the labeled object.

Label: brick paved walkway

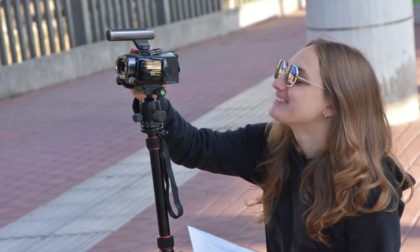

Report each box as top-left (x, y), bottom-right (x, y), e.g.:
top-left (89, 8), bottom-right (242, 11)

top-left (0, 10), bottom-right (419, 252)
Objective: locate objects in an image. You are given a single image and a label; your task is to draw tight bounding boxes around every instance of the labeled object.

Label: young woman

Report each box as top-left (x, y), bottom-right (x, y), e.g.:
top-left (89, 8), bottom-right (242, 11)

top-left (132, 38), bottom-right (415, 251)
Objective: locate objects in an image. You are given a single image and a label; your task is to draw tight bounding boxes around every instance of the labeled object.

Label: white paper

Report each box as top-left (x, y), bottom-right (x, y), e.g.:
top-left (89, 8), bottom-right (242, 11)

top-left (188, 226), bottom-right (257, 252)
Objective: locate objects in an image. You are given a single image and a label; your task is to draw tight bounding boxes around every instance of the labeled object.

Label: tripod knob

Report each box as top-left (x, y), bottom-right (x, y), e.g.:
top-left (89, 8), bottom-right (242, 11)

top-left (153, 111), bottom-right (167, 122)
top-left (133, 113), bottom-right (143, 122)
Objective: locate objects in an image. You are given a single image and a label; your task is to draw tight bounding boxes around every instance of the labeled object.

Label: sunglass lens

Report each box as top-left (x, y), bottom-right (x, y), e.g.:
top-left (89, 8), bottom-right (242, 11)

top-left (275, 60), bottom-right (288, 79)
top-left (279, 60), bottom-right (287, 76)
top-left (287, 65), bottom-right (298, 86)
top-left (274, 60), bottom-right (281, 79)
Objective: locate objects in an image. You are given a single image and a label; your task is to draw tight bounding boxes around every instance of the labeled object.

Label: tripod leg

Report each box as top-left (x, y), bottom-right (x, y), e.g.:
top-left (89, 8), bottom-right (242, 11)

top-left (147, 135), bottom-right (175, 252)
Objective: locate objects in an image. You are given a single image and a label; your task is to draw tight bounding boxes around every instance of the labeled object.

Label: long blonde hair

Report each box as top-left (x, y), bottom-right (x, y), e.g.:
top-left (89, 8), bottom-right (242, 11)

top-left (255, 39), bottom-right (414, 245)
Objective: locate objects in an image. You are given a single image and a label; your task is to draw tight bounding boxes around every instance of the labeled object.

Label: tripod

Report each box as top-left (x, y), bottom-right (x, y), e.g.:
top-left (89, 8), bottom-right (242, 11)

top-left (132, 86), bottom-right (183, 252)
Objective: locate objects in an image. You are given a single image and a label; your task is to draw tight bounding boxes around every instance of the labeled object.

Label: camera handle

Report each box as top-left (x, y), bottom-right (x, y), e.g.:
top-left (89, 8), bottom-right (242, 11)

top-left (132, 89), bottom-right (183, 252)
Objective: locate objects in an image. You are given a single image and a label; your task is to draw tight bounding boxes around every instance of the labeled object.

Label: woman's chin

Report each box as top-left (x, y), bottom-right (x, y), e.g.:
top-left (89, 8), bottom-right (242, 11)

top-left (269, 106), bottom-right (285, 123)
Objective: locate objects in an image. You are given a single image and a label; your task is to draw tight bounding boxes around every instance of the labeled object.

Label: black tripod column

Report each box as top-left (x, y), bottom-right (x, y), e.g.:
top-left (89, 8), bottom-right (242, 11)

top-left (146, 135), bottom-right (174, 252)
top-left (137, 95), bottom-right (174, 252)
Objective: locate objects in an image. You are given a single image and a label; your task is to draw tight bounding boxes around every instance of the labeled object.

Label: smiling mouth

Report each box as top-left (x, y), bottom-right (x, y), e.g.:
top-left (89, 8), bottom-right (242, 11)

top-left (276, 97), bottom-right (288, 103)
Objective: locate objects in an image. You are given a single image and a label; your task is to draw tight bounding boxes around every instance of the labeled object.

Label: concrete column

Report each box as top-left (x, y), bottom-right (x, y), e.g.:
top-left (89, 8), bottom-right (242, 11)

top-left (306, 0), bottom-right (419, 124)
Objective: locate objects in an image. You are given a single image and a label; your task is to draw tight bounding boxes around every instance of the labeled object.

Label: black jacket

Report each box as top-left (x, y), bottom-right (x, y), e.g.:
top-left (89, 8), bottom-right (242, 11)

top-left (135, 97), bottom-right (410, 252)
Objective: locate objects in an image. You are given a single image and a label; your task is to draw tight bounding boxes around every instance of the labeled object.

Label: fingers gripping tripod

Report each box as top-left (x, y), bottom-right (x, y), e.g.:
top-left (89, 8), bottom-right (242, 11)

top-left (132, 86), bottom-right (183, 252)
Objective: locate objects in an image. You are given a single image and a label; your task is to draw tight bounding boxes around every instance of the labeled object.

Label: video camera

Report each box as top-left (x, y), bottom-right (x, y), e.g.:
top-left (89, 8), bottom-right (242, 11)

top-left (106, 29), bottom-right (180, 89)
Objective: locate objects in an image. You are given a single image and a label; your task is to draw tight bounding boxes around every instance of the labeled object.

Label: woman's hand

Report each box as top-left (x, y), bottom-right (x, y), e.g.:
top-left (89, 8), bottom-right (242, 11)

top-left (130, 87), bottom-right (147, 101)
top-left (130, 85), bottom-right (168, 101)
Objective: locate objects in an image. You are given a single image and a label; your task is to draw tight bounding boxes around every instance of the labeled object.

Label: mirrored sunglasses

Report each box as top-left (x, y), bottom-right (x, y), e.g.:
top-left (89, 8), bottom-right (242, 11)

top-left (274, 59), bottom-right (324, 89)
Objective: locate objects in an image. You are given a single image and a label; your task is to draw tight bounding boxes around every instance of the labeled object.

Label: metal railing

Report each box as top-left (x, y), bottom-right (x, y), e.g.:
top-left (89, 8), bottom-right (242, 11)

top-left (2, 0), bottom-right (264, 67)
top-left (83, 0), bottom-right (222, 45)
top-left (1, 0), bottom-right (71, 66)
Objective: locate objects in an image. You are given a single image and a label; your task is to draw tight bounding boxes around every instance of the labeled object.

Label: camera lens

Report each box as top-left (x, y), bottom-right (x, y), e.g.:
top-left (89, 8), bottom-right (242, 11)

top-left (115, 55), bottom-right (136, 80)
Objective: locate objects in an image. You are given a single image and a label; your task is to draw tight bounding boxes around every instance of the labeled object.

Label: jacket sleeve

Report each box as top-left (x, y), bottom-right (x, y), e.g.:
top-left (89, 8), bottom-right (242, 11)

top-left (150, 97), bottom-right (268, 184)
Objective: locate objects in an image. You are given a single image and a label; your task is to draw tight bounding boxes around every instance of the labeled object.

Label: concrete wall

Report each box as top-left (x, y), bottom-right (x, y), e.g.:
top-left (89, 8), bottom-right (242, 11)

top-left (0, 0), bottom-right (304, 101)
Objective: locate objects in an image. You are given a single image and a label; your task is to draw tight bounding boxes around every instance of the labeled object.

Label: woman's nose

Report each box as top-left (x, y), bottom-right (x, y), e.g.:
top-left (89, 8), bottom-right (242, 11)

top-left (273, 77), bottom-right (287, 90)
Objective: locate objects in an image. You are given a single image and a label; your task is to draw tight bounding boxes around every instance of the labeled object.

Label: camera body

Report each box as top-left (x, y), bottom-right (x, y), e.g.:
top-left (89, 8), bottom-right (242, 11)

top-left (106, 29), bottom-right (180, 88)
top-left (115, 49), bottom-right (179, 86)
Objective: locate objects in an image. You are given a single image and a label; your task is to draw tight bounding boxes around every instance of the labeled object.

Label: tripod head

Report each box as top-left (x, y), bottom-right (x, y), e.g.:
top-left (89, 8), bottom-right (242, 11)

top-left (132, 95), bottom-right (166, 136)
